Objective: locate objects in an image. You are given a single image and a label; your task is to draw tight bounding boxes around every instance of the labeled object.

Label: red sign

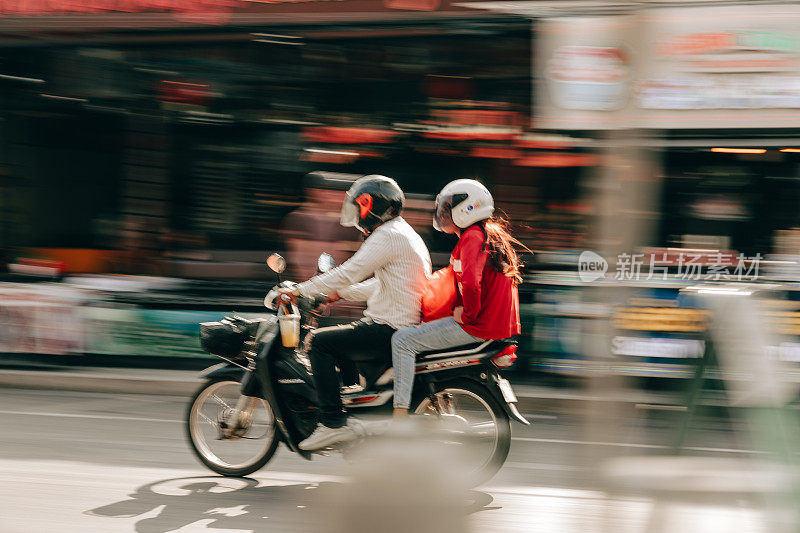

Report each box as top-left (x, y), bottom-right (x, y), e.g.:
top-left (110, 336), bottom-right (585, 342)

top-left (0, 0), bottom-right (238, 23)
top-left (303, 127), bottom-right (399, 144)
top-left (0, 0), bottom-right (496, 19)
top-left (514, 153), bottom-right (598, 168)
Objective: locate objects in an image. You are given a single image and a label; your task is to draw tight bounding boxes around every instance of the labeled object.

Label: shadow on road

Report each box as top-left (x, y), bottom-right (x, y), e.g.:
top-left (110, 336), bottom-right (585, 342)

top-left (85, 476), bottom-right (498, 533)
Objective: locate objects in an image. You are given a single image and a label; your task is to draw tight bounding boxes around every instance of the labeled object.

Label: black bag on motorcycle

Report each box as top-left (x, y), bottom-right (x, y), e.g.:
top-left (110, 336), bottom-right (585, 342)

top-left (199, 316), bottom-right (255, 358)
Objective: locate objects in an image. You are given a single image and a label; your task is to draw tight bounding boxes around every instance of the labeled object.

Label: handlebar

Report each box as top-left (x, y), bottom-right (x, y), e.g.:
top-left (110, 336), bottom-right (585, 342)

top-left (264, 283), bottom-right (327, 313)
top-left (263, 288), bottom-right (282, 310)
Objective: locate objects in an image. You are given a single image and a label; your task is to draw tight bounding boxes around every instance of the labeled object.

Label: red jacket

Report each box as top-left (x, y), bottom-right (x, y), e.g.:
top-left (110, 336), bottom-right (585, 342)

top-left (451, 225), bottom-right (521, 340)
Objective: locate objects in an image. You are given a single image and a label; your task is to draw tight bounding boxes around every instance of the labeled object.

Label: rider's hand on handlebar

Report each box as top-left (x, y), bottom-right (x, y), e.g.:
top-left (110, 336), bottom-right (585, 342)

top-left (453, 306), bottom-right (464, 324)
top-left (326, 292), bottom-right (340, 303)
top-left (277, 287), bottom-right (299, 305)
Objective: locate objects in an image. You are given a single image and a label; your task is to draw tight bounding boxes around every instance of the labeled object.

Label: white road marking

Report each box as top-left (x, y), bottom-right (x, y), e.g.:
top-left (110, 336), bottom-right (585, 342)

top-left (0, 457), bottom-right (344, 485)
top-left (0, 409), bottom-right (763, 455)
top-left (511, 437), bottom-right (763, 455)
top-left (0, 409), bottom-right (180, 423)
top-left (504, 461), bottom-right (584, 472)
top-left (481, 485), bottom-right (608, 498)
top-left (512, 436), bottom-right (662, 449)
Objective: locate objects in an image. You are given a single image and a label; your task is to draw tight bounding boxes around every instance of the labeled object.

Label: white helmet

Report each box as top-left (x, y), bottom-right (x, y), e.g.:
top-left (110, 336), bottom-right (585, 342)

top-left (433, 179), bottom-right (494, 234)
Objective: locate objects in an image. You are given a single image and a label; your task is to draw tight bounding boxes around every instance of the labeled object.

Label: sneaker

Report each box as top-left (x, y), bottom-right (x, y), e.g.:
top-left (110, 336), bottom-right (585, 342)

top-left (340, 384), bottom-right (365, 395)
top-left (340, 374), bottom-right (367, 395)
top-left (299, 423), bottom-right (357, 450)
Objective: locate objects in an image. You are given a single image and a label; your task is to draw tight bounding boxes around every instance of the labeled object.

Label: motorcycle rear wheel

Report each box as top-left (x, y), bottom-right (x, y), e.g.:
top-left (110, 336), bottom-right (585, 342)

top-left (412, 379), bottom-right (511, 486)
top-left (187, 379), bottom-right (280, 477)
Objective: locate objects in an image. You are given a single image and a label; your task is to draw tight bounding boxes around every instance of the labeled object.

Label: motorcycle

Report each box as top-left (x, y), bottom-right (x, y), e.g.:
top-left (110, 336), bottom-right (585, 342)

top-left (186, 253), bottom-right (529, 485)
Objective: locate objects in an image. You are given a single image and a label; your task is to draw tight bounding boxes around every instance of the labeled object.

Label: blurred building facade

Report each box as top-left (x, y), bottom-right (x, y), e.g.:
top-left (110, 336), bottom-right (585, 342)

top-left (0, 1), bottom-right (544, 277)
top-left (5, 1), bottom-right (800, 379)
top-left (524, 3), bottom-right (800, 260)
top-left (6, 2), bottom-right (797, 275)
top-left (508, 1), bottom-right (800, 376)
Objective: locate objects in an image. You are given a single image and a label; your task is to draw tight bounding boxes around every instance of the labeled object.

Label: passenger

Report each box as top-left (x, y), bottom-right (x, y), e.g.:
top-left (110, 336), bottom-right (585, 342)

top-left (391, 179), bottom-right (522, 417)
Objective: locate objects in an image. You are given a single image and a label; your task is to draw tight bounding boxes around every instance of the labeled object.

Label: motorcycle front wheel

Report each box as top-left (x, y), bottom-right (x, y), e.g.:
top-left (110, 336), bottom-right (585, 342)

top-left (187, 379), bottom-right (280, 477)
top-left (412, 379), bottom-right (511, 486)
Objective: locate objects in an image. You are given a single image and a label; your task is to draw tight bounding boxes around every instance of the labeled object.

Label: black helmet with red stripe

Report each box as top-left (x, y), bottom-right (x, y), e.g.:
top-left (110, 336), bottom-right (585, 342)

top-left (340, 175), bottom-right (404, 234)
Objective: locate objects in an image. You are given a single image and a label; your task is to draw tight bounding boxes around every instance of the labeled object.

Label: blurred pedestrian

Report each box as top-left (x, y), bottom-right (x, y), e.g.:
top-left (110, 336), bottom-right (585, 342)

top-left (282, 172), bottom-right (362, 279)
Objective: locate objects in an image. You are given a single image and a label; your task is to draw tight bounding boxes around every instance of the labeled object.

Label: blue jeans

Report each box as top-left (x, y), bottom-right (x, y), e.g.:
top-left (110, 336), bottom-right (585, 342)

top-left (391, 317), bottom-right (483, 409)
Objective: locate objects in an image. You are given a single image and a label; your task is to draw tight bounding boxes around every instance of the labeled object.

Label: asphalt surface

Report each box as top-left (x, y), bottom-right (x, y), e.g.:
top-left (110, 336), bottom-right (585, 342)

top-left (0, 364), bottom-right (689, 414)
top-left (1, 386), bottom-right (791, 532)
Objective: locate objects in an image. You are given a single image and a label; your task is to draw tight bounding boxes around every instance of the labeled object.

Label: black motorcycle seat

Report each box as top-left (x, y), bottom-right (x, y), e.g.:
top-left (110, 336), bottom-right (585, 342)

top-left (355, 338), bottom-right (515, 389)
top-left (417, 339), bottom-right (512, 358)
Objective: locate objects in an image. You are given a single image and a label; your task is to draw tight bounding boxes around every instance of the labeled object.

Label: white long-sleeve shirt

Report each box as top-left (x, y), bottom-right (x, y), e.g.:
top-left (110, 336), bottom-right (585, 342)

top-left (295, 217), bottom-right (431, 329)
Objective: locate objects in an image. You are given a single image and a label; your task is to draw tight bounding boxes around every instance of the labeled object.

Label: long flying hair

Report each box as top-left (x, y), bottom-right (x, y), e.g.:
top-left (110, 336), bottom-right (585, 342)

top-left (479, 216), bottom-right (528, 284)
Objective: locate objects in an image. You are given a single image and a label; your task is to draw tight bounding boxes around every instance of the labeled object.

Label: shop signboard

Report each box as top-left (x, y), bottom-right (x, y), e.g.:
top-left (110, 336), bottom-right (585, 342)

top-left (638, 4), bottom-right (800, 129)
top-left (535, 15), bottom-right (637, 130)
top-left (0, 284), bottom-right (86, 355)
top-left (535, 4), bottom-right (800, 129)
top-left (533, 283), bottom-right (713, 377)
top-left (611, 337), bottom-right (704, 359)
top-left (83, 307), bottom-right (264, 358)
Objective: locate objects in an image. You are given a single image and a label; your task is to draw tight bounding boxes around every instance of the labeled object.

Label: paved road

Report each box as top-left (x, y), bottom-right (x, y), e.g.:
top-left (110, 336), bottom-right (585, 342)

top-left (0, 388), bottom-right (785, 532)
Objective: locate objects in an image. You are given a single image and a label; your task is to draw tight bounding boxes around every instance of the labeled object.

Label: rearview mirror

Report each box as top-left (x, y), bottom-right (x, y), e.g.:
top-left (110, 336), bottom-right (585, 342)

top-left (267, 253), bottom-right (286, 274)
top-left (317, 253), bottom-right (336, 273)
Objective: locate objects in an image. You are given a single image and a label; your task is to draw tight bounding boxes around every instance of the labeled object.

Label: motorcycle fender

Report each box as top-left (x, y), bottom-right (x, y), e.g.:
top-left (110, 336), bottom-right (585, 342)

top-left (255, 326), bottom-right (313, 460)
top-left (199, 362), bottom-right (246, 382)
top-left (505, 401), bottom-right (530, 426)
top-left (198, 363), bottom-right (264, 399)
top-left (488, 374), bottom-right (530, 425)
top-left (425, 370), bottom-right (530, 426)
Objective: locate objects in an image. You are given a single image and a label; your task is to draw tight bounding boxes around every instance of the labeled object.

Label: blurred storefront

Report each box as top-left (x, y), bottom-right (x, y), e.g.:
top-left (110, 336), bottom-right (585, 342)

top-left (454, 1), bottom-right (800, 376)
top-left (526, 3), bottom-right (800, 257)
top-left (0, 2), bottom-right (548, 365)
top-left (0, 1), bottom-right (539, 277)
top-left (11, 1), bottom-right (800, 377)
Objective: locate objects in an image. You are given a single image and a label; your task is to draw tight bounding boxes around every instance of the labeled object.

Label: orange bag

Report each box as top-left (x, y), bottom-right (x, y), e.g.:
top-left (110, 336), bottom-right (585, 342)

top-left (421, 265), bottom-right (458, 322)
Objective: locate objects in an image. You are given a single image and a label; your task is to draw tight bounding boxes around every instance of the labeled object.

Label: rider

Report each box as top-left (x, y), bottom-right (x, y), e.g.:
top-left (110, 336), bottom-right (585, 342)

top-left (276, 175), bottom-right (431, 450)
top-left (391, 179), bottom-right (522, 417)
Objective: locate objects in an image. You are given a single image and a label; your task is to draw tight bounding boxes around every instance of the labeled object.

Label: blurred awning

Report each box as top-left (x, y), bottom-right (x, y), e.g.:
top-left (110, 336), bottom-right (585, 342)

top-left (455, 1), bottom-right (637, 17)
top-left (510, 136), bottom-right (800, 149)
top-left (592, 137), bottom-right (800, 149)
top-left (0, 0), bottom-right (526, 35)
top-left (514, 152), bottom-right (597, 167)
top-left (303, 127), bottom-right (400, 144)
top-left (643, 137), bottom-right (800, 148)
top-left (455, 1), bottom-right (789, 18)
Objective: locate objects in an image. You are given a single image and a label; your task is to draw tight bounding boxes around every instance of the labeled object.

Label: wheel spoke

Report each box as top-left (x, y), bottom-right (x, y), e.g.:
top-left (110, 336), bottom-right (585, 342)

top-left (414, 387), bottom-right (505, 480)
top-left (198, 410), bottom-right (215, 425)
top-left (210, 394), bottom-right (234, 411)
top-left (188, 381), bottom-right (276, 473)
